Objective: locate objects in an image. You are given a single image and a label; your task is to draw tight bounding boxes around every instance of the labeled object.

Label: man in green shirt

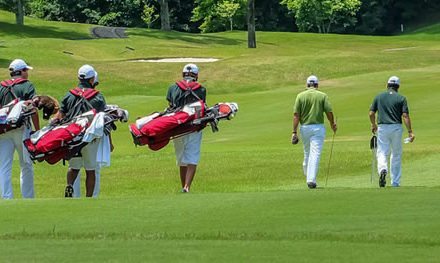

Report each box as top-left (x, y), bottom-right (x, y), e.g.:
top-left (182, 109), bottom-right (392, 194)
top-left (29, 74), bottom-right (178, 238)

top-left (369, 76), bottom-right (415, 187)
top-left (0, 59), bottom-right (40, 199)
top-left (166, 64), bottom-right (206, 193)
top-left (53, 65), bottom-right (108, 197)
top-left (292, 75), bottom-right (337, 189)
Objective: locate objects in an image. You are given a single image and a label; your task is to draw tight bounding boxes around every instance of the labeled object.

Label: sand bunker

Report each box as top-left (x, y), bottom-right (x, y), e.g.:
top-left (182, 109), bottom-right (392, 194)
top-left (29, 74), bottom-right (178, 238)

top-left (130, 58), bottom-right (219, 63)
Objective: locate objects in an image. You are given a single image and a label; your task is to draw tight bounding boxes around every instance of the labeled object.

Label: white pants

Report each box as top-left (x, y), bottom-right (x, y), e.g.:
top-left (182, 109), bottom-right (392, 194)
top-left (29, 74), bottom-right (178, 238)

top-left (377, 124), bottom-right (403, 186)
top-left (173, 131), bottom-right (202, 166)
top-left (0, 128), bottom-right (34, 199)
top-left (300, 124), bottom-right (325, 184)
top-left (73, 166), bottom-right (101, 198)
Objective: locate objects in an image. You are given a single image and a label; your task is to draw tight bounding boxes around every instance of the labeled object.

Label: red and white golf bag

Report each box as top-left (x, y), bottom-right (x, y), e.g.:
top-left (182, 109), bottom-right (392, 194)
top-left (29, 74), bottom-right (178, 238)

top-left (129, 101), bottom-right (238, 151)
top-left (24, 106), bottom-right (128, 165)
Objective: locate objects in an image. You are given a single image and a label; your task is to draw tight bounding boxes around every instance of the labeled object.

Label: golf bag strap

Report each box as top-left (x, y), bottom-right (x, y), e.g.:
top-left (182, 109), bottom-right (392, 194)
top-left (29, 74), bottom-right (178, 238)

top-left (63, 88), bottom-right (99, 121)
top-left (0, 78), bottom-right (27, 101)
top-left (70, 87), bottom-right (99, 100)
top-left (176, 80), bottom-right (201, 91)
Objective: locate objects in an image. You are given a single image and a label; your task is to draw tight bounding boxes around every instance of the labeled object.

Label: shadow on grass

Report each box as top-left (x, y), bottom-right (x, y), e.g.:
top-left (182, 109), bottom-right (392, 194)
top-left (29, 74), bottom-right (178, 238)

top-left (0, 21), bottom-right (91, 40)
top-left (129, 30), bottom-right (244, 46)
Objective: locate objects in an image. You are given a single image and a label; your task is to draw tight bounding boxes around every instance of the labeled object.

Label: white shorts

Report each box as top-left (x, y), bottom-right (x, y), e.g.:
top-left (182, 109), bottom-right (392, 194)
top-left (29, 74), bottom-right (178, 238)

top-left (69, 140), bottom-right (99, 171)
top-left (173, 131), bottom-right (202, 166)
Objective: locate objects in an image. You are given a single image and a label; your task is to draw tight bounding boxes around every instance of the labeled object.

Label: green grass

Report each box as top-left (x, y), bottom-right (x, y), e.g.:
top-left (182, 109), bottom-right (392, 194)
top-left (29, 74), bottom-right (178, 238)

top-left (1, 10), bottom-right (440, 262)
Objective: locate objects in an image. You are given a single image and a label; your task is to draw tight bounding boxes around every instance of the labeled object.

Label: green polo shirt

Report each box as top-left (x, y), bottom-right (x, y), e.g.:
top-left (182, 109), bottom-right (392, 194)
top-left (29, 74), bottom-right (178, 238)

top-left (166, 82), bottom-right (206, 109)
top-left (60, 82), bottom-right (106, 120)
top-left (0, 79), bottom-right (36, 106)
top-left (370, 88), bottom-right (409, 124)
top-left (293, 88), bottom-right (333, 125)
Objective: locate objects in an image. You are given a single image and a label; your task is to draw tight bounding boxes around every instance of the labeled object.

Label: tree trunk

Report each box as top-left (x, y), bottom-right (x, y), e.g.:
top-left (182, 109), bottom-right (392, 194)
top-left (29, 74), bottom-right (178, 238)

top-left (15, 0), bottom-right (24, 25)
top-left (247, 0), bottom-right (256, 48)
top-left (159, 0), bottom-right (170, 31)
top-left (230, 18), bottom-right (233, 31)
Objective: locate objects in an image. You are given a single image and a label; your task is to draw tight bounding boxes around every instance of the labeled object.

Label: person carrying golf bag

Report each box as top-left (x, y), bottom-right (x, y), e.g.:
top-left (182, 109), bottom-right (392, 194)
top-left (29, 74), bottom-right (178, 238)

top-left (292, 75), bottom-right (337, 189)
top-left (166, 64), bottom-right (206, 193)
top-left (51, 65), bottom-right (111, 197)
top-left (369, 76), bottom-right (415, 187)
top-left (0, 59), bottom-right (40, 199)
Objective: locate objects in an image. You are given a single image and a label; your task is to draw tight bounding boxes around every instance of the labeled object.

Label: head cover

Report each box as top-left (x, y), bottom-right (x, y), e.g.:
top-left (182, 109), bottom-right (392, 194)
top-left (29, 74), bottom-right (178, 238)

top-left (78, 64), bottom-right (96, 80)
top-left (182, 64), bottom-right (199, 75)
top-left (387, 76), bottom-right (400, 86)
top-left (306, 75), bottom-right (319, 86)
top-left (9, 59), bottom-right (33, 72)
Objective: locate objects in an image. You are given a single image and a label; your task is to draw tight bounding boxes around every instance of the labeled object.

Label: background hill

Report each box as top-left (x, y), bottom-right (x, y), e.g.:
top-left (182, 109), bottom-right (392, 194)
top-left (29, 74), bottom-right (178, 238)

top-left (0, 10), bottom-right (439, 262)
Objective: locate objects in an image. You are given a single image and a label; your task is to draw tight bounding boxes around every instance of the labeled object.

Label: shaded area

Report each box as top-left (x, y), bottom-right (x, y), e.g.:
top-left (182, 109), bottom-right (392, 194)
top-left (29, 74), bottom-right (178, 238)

top-left (91, 27), bottom-right (127, 38)
top-left (129, 30), bottom-right (244, 46)
top-left (0, 21), bottom-right (91, 40)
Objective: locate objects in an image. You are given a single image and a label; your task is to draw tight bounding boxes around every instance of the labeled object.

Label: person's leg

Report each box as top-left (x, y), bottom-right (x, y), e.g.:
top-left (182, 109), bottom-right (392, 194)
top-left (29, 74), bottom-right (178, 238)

top-left (390, 125), bottom-right (403, 186)
top-left (179, 166), bottom-right (187, 188)
top-left (300, 126), bottom-right (311, 178)
top-left (0, 135), bottom-right (15, 199)
top-left (377, 125), bottom-right (391, 174)
top-left (183, 164), bottom-right (197, 191)
top-left (181, 132), bottom-right (202, 192)
top-left (174, 137), bottom-right (186, 189)
top-left (306, 125), bottom-right (325, 185)
top-left (82, 141), bottom-right (98, 198)
top-left (85, 170), bottom-right (96, 197)
top-left (67, 156), bottom-right (83, 197)
top-left (12, 130), bottom-right (34, 198)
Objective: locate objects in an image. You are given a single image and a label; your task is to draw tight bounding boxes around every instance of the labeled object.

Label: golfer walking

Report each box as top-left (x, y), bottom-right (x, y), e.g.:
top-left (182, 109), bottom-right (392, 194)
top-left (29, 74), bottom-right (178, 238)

top-left (0, 59), bottom-right (40, 199)
top-left (52, 65), bottom-right (108, 197)
top-left (292, 75), bottom-right (337, 189)
top-left (369, 76), bottom-right (415, 187)
top-left (166, 64), bottom-right (206, 193)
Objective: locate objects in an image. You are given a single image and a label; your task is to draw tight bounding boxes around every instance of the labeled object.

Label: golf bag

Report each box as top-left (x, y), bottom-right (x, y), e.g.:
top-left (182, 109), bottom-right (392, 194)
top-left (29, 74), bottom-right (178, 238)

top-left (24, 106), bottom-right (128, 165)
top-left (129, 101), bottom-right (238, 151)
top-left (0, 78), bottom-right (34, 134)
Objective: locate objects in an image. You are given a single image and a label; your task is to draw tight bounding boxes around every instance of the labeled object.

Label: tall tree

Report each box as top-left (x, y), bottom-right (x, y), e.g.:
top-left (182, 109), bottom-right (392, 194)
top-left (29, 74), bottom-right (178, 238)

top-left (282, 0), bottom-right (361, 33)
top-left (247, 0), bottom-right (256, 48)
top-left (15, 0), bottom-right (24, 25)
top-left (159, 0), bottom-right (171, 30)
top-left (216, 0), bottom-right (241, 31)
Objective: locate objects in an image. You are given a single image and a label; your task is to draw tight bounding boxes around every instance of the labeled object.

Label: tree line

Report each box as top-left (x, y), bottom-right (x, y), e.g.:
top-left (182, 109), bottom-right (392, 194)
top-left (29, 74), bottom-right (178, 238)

top-left (1, 0), bottom-right (439, 35)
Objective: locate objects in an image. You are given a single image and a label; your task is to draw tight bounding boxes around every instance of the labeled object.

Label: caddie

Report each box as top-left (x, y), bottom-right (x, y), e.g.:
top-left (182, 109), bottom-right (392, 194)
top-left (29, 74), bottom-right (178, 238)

top-left (166, 64), bottom-right (206, 193)
top-left (52, 65), bottom-right (109, 197)
top-left (369, 76), bottom-right (415, 187)
top-left (0, 59), bottom-right (40, 199)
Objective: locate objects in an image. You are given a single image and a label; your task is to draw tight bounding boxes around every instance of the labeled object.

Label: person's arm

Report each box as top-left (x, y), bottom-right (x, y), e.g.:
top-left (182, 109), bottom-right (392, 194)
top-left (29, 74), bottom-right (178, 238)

top-left (291, 112), bottom-right (300, 144)
top-left (369, 111), bottom-right (377, 134)
top-left (27, 83), bottom-right (40, 130)
top-left (402, 113), bottom-right (415, 142)
top-left (31, 112), bottom-right (40, 131)
top-left (326, 112), bottom-right (337, 133)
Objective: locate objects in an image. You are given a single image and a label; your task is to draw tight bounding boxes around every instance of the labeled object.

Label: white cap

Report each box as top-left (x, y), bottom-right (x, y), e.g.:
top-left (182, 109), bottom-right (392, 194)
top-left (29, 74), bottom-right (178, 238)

top-left (9, 59), bottom-right (33, 72)
top-left (182, 64), bottom-right (199, 74)
top-left (78, 64), bottom-right (96, 80)
top-left (387, 76), bottom-right (400, 85)
top-left (306, 75), bottom-right (319, 85)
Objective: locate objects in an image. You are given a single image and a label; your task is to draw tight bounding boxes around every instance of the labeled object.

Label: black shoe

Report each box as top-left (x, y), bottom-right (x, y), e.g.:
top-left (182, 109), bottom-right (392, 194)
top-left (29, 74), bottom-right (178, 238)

top-left (65, 185), bottom-right (73, 198)
top-left (379, 170), bottom-right (387, 188)
top-left (307, 182), bottom-right (317, 189)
